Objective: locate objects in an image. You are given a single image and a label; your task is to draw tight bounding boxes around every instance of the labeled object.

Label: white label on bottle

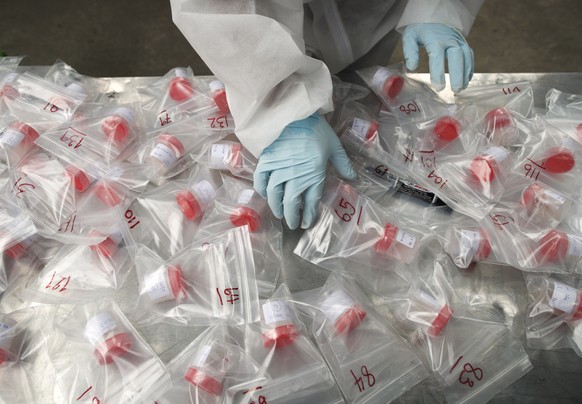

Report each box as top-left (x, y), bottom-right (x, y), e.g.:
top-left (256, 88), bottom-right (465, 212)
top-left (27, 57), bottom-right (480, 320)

top-left (371, 68), bottom-right (392, 92)
top-left (543, 188), bottom-right (566, 203)
top-left (550, 282), bottom-right (578, 313)
top-left (262, 300), bottom-right (292, 325)
top-left (236, 189), bottom-right (254, 205)
top-left (65, 82), bottom-right (86, 97)
top-left (562, 136), bottom-right (578, 151)
top-left (107, 230), bottom-right (124, 246)
top-left (322, 289), bottom-right (354, 322)
top-left (209, 143), bottom-right (231, 170)
top-left (150, 143), bottom-right (178, 167)
top-left (107, 166), bottom-right (124, 182)
top-left (395, 229), bottom-right (417, 248)
top-left (1, 73), bottom-right (17, 86)
top-left (191, 180), bottom-right (217, 206)
top-left (460, 230), bottom-right (480, 257)
top-left (482, 146), bottom-right (509, 162)
top-left (113, 107), bottom-right (136, 123)
top-left (351, 118), bottom-right (372, 139)
top-left (209, 80), bottom-right (225, 92)
top-left (144, 267), bottom-right (173, 302)
top-left (418, 290), bottom-right (441, 309)
top-left (84, 312), bottom-right (119, 346)
top-left (0, 128), bottom-right (24, 147)
top-left (0, 321), bottom-right (14, 350)
top-left (567, 235), bottom-right (582, 257)
top-left (193, 345), bottom-right (212, 367)
top-left (174, 67), bottom-right (188, 78)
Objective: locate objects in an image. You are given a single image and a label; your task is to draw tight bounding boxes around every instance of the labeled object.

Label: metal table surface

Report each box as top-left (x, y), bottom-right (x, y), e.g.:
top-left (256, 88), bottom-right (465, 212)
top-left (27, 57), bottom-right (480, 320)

top-left (4, 71), bottom-right (582, 403)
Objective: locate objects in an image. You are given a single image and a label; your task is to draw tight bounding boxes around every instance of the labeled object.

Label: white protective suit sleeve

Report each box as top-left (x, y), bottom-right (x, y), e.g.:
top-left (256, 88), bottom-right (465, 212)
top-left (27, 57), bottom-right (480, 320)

top-left (169, 0), bottom-right (334, 157)
top-left (396, 0), bottom-right (485, 36)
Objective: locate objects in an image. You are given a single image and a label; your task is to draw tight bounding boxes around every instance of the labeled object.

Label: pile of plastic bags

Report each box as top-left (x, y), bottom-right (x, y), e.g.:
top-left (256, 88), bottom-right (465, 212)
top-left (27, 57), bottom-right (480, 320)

top-left (0, 56), bottom-right (581, 403)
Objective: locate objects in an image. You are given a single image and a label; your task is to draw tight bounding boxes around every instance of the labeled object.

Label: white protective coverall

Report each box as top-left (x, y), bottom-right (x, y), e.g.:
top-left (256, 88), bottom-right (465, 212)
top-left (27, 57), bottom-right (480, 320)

top-left (170, 0), bottom-right (484, 158)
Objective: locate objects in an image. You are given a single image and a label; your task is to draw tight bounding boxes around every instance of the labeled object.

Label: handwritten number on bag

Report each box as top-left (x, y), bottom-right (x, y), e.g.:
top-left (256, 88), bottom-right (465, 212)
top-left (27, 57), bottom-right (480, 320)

top-left (45, 271), bottom-right (71, 293)
top-left (398, 101), bottom-right (420, 115)
top-left (489, 213), bottom-right (514, 231)
top-left (76, 385), bottom-right (100, 403)
top-left (243, 385), bottom-right (267, 403)
top-left (43, 98), bottom-right (60, 113)
top-left (351, 365), bottom-right (376, 393)
top-left (502, 86), bottom-right (521, 95)
top-left (124, 209), bottom-right (141, 230)
top-left (374, 165), bottom-right (389, 178)
top-left (459, 363), bottom-right (484, 388)
top-left (59, 130), bottom-right (84, 149)
top-left (13, 177), bottom-right (35, 197)
top-left (450, 355), bottom-right (484, 389)
top-left (208, 115), bottom-right (229, 129)
top-left (334, 198), bottom-right (355, 222)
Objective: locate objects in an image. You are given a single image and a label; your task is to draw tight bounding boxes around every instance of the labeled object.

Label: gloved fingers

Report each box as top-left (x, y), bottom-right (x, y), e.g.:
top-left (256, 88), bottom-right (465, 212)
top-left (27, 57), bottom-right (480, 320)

top-left (446, 47), bottom-right (465, 93)
top-left (461, 43), bottom-right (474, 89)
top-left (253, 168), bottom-right (270, 199)
top-left (301, 180), bottom-right (324, 229)
top-left (426, 43), bottom-right (446, 92)
top-left (282, 178), bottom-right (307, 230)
top-left (266, 170), bottom-right (286, 219)
top-left (328, 133), bottom-right (357, 180)
top-left (402, 28), bottom-right (420, 71)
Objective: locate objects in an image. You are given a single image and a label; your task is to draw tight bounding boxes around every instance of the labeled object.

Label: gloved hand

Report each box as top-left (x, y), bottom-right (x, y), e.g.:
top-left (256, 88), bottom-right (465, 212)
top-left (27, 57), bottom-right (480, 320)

top-left (402, 23), bottom-right (474, 93)
top-left (254, 113), bottom-right (357, 230)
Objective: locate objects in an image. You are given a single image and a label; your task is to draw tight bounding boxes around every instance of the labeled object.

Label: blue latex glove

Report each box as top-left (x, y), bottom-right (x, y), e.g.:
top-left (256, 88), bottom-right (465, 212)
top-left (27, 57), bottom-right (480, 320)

top-left (254, 113), bottom-right (357, 230)
top-left (402, 23), bottom-right (474, 93)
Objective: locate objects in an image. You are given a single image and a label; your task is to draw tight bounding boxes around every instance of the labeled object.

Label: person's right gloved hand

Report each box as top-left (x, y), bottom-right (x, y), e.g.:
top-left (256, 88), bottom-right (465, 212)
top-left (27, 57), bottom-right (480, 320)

top-left (402, 23), bottom-right (474, 93)
top-left (253, 113), bottom-right (357, 230)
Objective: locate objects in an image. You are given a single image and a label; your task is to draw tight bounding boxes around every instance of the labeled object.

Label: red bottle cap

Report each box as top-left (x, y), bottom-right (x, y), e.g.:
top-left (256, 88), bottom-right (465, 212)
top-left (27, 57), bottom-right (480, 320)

top-left (429, 305), bottom-right (452, 337)
top-left (374, 223), bottom-right (399, 254)
top-left (95, 332), bottom-right (132, 365)
top-left (213, 90), bottom-right (230, 114)
top-left (4, 242), bottom-right (27, 260)
top-left (184, 367), bottom-right (223, 396)
top-left (101, 116), bottom-right (130, 145)
top-left (521, 183), bottom-right (540, 210)
top-left (334, 305), bottom-right (367, 335)
top-left (230, 206), bottom-right (261, 233)
top-left (469, 156), bottom-right (495, 183)
top-left (65, 166), bottom-right (93, 193)
top-left (366, 120), bottom-right (379, 141)
top-left (167, 265), bottom-right (186, 298)
top-left (90, 234), bottom-right (121, 258)
top-left (485, 108), bottom-right (512, 130)
top-left (9, 121), bottom-right (39, 144)
top-left (572, 297), bottom-right (582, 320)
top-left (0, 84), bottom-right (19, 100)
top-left (176, 190), bottom-right (203, 221)
top-left (433, 116), bottom-right (461, 142)
top-left (229, 143), bottom-right (243, 169)
top-left (475, 229), bottom-right (492, 261)
top-left (158, 134), bottom-right (186, 157)
top-left (536, 230), bottom-right (568, 263)
top-left (383, 75), bottom-right (404, 99)
top-left (0, 348), bottom-right (10, 365)
top-left (93, 182), bottom-right (123, 207)
top-left (543, 147), bottom-right (575, 174)
top-left (262, 324), bottom-right (299, 348)
top-left (169, 77), bottom-right (194, 102)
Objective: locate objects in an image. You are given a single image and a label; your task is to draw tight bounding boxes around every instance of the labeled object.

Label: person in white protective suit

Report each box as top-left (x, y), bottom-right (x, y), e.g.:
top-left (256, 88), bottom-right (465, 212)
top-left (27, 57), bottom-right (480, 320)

top-left (170, 0), bottom-right (484, 230)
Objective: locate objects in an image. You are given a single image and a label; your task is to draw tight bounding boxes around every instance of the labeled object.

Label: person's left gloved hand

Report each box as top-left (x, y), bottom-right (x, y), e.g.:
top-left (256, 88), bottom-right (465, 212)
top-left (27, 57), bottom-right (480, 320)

top-left (254, 113), bottom-right (357, 230)
top-left (402, 23), bottom-right (474, 93)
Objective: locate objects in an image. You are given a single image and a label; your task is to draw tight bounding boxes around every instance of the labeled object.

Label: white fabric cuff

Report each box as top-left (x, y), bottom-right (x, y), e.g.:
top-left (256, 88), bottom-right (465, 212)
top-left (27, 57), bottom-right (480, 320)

top-left (396, 0), bottom-right (484, 37)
